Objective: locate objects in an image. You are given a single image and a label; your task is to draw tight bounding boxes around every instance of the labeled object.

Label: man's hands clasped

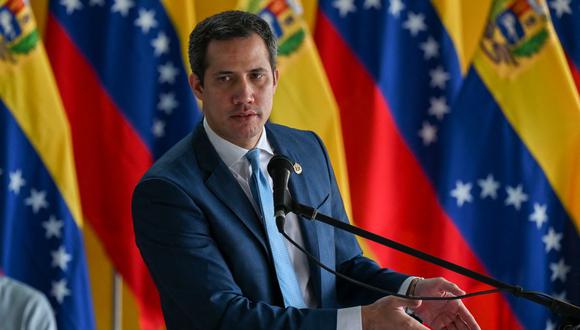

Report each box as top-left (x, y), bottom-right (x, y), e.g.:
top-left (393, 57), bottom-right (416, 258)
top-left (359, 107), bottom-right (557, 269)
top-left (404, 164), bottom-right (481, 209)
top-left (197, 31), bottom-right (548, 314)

top-left (361, 277), bottom-right (480, 330)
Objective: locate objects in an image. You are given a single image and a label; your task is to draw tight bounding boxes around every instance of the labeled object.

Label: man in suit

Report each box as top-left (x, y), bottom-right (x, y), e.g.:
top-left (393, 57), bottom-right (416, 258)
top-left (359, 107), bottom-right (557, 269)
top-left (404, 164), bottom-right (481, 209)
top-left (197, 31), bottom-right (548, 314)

top-left (132, 10), bottom-right (479, 330)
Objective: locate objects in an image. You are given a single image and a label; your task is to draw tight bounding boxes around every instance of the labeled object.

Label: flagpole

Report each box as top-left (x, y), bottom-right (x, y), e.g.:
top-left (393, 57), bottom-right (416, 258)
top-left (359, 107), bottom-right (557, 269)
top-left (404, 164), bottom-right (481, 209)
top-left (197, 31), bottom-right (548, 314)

top-left (112, 270), bottom-right (122, 330)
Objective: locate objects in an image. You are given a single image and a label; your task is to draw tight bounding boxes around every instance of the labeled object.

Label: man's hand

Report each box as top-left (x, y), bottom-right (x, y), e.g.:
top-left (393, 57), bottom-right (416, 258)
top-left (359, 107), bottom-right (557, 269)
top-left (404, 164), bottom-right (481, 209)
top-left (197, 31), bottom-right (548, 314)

top-left (361, 296), bottom-right (428, 330)
top-left (412, 277), bottom-right (480, 330)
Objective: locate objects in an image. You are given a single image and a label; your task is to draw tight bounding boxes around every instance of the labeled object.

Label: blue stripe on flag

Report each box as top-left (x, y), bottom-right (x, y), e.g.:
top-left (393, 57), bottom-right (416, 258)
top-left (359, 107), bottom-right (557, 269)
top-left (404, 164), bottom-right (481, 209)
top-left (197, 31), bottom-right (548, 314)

top-left (0, 100), bottom-right (95, 330)
top-left (549, 0), bottom-right (580, 69)
top-left (49, 0), bottom-right (199, 158)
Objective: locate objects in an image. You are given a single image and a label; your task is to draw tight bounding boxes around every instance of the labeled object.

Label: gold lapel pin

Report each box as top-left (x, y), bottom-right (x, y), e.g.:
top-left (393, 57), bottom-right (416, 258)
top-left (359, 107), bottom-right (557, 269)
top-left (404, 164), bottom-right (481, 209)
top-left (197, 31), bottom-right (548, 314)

top-left (293, 162), bottom-right (302, 174)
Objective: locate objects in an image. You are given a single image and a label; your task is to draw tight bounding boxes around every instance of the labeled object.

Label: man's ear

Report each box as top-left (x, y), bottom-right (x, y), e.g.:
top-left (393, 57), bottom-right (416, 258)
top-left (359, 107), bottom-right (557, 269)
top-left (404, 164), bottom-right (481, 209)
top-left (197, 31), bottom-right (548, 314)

top-left (189, 73), bottom-right (204, 100)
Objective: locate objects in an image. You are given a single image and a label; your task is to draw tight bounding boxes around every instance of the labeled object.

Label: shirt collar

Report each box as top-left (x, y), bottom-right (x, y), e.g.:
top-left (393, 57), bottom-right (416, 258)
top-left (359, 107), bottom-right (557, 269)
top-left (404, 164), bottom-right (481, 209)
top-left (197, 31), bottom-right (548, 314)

top-left (203, 117), bottom-right (274, 169)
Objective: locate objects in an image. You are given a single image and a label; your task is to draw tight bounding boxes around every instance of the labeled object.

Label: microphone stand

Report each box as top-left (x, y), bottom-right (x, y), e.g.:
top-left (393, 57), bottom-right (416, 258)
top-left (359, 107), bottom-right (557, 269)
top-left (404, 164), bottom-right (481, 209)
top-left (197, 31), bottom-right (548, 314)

top-left (285, 199), bottom-right (580, 327)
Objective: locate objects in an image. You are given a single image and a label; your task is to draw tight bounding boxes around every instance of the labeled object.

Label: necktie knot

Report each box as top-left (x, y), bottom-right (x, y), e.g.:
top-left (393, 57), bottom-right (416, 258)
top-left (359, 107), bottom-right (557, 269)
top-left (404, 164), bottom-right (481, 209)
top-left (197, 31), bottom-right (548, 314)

top-left (245, 148), bottom-right (261, 170)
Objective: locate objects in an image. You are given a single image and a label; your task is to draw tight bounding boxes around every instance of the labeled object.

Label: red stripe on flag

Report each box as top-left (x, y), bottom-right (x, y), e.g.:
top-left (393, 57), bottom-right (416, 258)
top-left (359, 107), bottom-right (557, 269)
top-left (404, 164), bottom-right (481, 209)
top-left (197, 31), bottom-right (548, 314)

top-left (314, 11), bottom-right (522, 329)
top-left (566, 55), bottom-right (580, 94)
top-left (45, 15), bottom-right (163, 330)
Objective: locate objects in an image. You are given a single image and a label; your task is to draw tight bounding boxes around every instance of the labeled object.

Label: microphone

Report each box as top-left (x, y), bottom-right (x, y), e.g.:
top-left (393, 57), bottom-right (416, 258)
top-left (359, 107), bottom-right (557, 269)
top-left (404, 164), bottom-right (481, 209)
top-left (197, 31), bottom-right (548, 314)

top-left (267, 155), bottom-right (294, 232)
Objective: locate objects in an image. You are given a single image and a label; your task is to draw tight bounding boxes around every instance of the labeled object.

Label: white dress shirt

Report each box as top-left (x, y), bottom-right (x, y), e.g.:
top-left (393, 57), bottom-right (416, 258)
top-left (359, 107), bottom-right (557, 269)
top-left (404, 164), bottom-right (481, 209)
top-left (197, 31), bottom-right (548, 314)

top-left (203, 119), bottom-right (413, 330)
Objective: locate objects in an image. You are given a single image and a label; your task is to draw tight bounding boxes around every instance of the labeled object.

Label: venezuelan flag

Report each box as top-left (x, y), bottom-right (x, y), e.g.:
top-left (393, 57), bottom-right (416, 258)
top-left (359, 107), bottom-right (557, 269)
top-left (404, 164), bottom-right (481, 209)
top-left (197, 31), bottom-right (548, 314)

top-left (0, 0), bottom-right (94, 328)
top-left (315, 0), bottom-right (579, 329)
top-left (31, 0), bottom-right (201, 328)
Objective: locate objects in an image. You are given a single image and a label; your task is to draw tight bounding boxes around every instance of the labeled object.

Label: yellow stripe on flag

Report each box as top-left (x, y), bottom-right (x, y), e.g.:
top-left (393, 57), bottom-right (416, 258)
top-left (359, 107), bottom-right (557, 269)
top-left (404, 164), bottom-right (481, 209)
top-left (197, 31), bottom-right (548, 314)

top-left (29, 0), bottom-right (49, 37)
top-left (238, 0), bottom-right (353, 219)
top-left (162, 0), bottom-right (197, 75)
top-left (431, 0), bottom-right (492, 74)
top-left (473, 3), bottom-right (580, 231)
top-left (0, 4), bottom-right (83, 228)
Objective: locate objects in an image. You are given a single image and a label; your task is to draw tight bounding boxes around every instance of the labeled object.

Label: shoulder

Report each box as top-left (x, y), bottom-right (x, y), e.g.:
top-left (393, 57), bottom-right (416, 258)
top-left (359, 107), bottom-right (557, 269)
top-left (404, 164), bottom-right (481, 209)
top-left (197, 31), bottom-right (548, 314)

top-left (0, 277), bottom-right (56, 330)
top-left (266, 123), bottom-right (326, 152)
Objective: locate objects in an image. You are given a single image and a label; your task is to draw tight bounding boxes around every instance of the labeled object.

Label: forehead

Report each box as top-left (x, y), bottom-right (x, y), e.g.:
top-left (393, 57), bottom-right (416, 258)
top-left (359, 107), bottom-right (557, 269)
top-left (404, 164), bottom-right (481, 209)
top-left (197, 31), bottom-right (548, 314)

top-left (205, 33), bottom-right (271, 72)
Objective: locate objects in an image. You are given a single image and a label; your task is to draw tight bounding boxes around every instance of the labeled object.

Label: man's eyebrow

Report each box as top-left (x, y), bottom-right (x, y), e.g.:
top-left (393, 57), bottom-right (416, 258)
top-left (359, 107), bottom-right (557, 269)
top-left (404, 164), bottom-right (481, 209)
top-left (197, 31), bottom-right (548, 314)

top-left (213, 70), bottom-right (234, 75)
top-left (249, 67), bottom-right (268, 73)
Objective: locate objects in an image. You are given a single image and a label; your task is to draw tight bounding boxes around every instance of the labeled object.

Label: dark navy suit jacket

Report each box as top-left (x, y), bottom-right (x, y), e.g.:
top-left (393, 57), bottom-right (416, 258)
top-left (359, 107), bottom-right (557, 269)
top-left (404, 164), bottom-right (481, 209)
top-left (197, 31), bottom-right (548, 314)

top-left (132, 122), bottom-right (408, 329)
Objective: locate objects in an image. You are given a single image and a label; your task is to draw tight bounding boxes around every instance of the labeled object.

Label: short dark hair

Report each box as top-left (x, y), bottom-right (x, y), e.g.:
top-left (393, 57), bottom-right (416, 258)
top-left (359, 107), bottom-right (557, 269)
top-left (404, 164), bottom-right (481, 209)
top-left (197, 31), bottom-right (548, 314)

top-left (188, 10), bottom-right (277, 85)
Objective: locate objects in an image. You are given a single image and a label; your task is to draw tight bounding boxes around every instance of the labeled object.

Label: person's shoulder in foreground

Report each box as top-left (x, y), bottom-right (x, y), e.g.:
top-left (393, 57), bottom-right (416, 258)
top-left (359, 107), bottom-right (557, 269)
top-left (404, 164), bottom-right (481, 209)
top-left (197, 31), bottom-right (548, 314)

top-left (0, 275), bottom-right (57, 330)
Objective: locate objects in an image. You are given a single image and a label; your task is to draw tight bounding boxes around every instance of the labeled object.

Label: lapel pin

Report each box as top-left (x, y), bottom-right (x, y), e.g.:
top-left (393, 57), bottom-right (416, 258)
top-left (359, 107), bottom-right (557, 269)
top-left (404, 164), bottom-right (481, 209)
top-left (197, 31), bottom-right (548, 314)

top-left (293, 162), bottom-right (302, 174)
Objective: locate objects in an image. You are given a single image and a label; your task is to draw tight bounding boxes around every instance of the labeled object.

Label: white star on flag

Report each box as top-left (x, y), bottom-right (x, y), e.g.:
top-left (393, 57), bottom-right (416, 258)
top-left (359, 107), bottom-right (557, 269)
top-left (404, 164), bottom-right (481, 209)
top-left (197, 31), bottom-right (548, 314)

top-left (388, 0), bottom-right (404, 16)
top-left (418, 121), bottom-right (437, 145)
top-left (549, 0), bottom-right (572, 18)
top-left (152, 32), bottom-right (170, 56)
top-left (8, 170), bottom-right (26, 194)
top-left (158, 62), bottom-right (179, 84)
top-left (450, 181), bottom-right (473, 207)
top-left (403, 12), bottom-right (426, 36)
top-left (25, 188), bottom-right (49, 214)
top-left (420, 37), bottom-right (439, 59)
top-left (529, 203), bottom-right (548, 228)
top-left (428, 96), bottom-right (449, 120)
top-left (51, 279), bottom-right (71, 304)
top-left (505, 184), bottom-right (528, 210)
top-left (152, 119), bottom-right (166, 138)
top-left (51, 246), bottom-right (72, 271)
top-left (429, 66), bottom-right (450, 89)
top-left (549, 258), bottom-right (570, 282)
top-left (364, 0), bottom-right (381, 10)
top-left (542, 227), bottom-right (562, 253)
top-left (135, 8), bottom-right (158, 34)
top-left (112, 0), bottom-right (134, 17)
top-left (158, 92), bottom-right (178, 114)
top-left (546, 320), bottom-right (556, 330)
top-left (478, 174), bottom-right (500, 199)
top-left (89, 0), bottom-right (105, 6)
top-left (333, 0), bottom-right (356, 17)
top-left (60, 0), bottom-right (83, 14)
top-left (42, 215), bottom-right (64, 239)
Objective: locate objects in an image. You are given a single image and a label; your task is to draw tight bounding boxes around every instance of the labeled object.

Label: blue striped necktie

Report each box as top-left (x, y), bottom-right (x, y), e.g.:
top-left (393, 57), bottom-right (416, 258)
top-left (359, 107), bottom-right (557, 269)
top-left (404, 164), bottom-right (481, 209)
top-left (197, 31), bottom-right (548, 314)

top-left (245, 148), bottom-right (306, 308)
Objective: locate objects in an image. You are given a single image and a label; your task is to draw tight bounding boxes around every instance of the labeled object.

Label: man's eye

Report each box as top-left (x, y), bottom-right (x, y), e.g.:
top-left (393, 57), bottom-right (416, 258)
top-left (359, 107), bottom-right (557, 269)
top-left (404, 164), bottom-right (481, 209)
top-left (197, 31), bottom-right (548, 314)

top-left (217, 76), bottom-right (231, 82)
top-left (251, 73), bottom-right (264, 80)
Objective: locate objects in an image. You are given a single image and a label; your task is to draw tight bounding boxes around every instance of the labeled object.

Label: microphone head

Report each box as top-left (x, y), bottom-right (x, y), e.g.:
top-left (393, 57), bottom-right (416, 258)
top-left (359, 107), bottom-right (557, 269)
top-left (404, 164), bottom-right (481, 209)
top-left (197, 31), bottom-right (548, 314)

top-left (267, 154), bottom-right (294, 176)
top-left (268, 154), bottom-right (294, 220)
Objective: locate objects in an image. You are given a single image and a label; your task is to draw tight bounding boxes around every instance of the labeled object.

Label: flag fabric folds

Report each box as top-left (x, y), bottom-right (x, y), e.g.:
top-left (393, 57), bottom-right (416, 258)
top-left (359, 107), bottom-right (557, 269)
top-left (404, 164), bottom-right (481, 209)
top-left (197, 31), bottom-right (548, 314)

top-left (3, 0), bottom-right (580, 329)
top-left (41, 0), bottom-right (201, 328)
top-left (314, 0), bottom-right (579, 329)
top-left (0, 1), bottom-right (94, 328)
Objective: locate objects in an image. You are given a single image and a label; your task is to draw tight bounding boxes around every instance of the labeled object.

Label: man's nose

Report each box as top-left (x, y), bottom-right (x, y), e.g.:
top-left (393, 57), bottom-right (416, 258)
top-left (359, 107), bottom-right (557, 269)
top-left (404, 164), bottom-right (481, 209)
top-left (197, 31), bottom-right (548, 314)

top-left (232, 77), bottom-right (255, 105)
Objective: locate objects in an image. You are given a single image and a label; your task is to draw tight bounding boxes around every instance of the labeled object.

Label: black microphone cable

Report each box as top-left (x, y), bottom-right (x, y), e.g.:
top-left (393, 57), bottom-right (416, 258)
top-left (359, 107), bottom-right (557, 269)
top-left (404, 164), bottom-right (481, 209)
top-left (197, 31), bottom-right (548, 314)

top-left (278, 229), bottom-right (502, 301)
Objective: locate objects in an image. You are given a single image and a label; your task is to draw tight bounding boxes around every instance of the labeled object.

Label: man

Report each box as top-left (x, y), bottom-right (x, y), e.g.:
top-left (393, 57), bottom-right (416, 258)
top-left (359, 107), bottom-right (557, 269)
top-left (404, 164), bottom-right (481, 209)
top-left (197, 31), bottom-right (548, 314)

top-left (132, 10), bottom-right (479, 330)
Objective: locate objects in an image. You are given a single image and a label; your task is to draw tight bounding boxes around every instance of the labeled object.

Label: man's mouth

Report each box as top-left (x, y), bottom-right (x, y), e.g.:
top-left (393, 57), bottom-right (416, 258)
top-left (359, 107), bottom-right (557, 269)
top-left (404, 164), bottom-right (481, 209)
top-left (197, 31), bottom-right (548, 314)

top-left (231, 111), bottom-right (259, 119)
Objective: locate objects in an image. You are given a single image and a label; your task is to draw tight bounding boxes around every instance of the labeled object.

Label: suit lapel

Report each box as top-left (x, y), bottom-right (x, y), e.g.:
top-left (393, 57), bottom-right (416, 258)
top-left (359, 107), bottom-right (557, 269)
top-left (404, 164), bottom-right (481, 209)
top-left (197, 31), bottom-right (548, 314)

top-left (193, 124), bottom-right (269, 254)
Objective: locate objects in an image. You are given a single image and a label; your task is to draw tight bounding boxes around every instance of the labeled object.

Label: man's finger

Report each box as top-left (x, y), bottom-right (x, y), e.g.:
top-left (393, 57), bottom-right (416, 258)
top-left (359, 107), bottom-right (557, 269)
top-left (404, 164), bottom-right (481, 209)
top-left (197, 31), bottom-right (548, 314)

top-left (457, 304), bottom-right (480, 330)
top-left (431, 312), bottom-right (455, 329)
